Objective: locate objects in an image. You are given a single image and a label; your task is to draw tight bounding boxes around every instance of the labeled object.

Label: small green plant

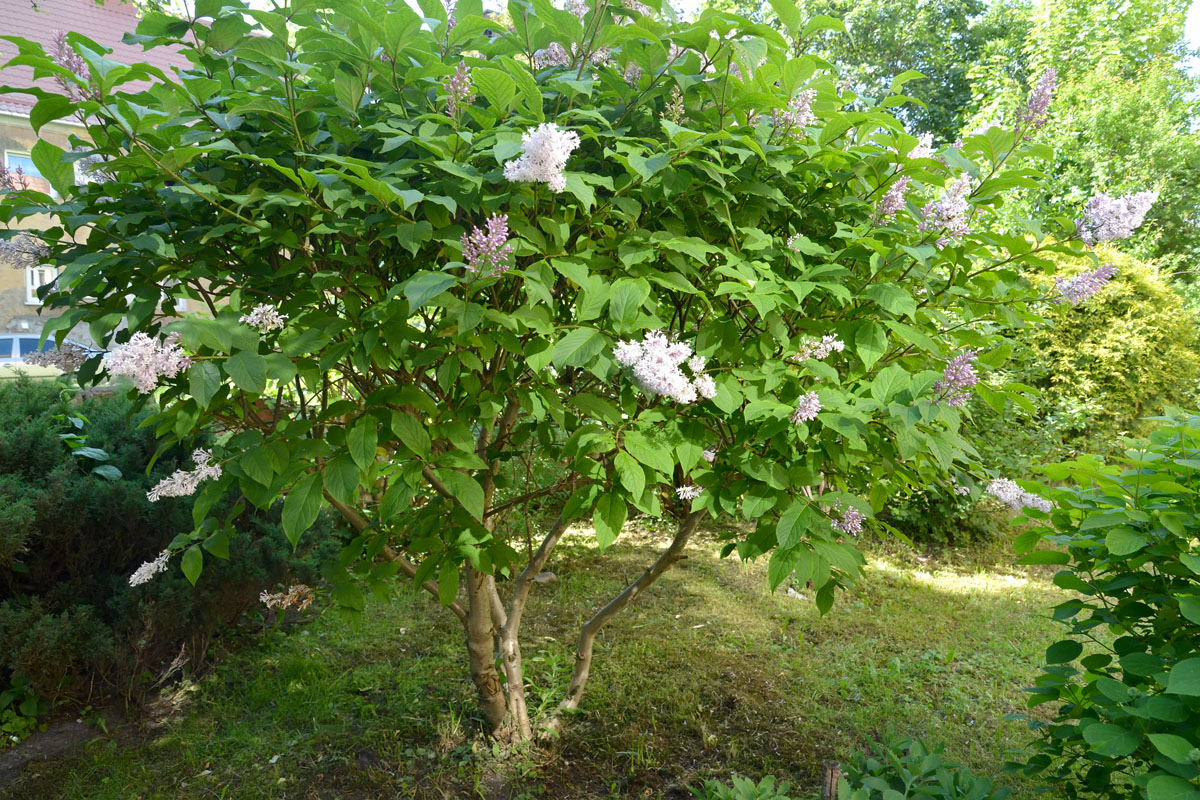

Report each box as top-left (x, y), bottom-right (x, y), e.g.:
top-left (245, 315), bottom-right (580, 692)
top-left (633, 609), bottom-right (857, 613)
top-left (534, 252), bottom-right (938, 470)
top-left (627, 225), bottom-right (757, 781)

top-left (1011, 410), bottom-right (1200, 800)
top-left (693, 775), bottom-right (796, 800)
top-left (841, 732), bottom-right (1010, 800)
top-left (0, 677), bottom-right (48, 747)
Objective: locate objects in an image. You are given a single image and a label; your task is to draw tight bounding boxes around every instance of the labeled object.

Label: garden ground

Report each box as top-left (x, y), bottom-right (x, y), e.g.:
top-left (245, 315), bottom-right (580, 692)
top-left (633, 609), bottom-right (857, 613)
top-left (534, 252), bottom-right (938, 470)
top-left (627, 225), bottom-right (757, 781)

top-left (1, 522), bottom-right (1066, 799)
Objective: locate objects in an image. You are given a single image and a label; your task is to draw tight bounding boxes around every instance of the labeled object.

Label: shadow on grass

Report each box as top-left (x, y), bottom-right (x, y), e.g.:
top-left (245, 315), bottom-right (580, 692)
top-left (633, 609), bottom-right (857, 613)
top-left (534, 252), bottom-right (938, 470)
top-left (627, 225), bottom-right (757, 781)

top-left (2, 524), bottom-right (1065, 800)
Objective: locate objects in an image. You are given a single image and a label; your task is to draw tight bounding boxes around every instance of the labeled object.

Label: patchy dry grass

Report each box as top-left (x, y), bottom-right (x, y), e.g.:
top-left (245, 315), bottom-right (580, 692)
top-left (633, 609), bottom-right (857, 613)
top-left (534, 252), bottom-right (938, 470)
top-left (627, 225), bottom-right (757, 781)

top-left (3, 523), bottom-right (1066, 800)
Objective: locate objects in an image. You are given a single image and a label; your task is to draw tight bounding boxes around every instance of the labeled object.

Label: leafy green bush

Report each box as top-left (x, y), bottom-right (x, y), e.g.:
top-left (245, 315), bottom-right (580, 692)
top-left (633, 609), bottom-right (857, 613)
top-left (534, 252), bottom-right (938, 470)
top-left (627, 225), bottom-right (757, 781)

top-left (842, 733), bottom-right (1010, 800)
top-left (693, 734), bottom-right (1009, 800)
top-left (0, 379), bottom-right (343, 705)
top-left (879, 484), bottom-right (1012, 547)
top-left (1011, 411), bottom-right (1200, 800)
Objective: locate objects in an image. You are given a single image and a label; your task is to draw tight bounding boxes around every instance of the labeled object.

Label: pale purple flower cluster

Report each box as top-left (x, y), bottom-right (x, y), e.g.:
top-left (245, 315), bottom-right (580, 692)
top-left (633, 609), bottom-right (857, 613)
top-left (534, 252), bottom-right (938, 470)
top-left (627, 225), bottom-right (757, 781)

top-left (795, 335), bottom-right (845, 361)
top-left (533, 43), bottom-right (571, 69)
top-left (0, 233), bottom-right (49, 269)
top-left (1016, 68), bottom-right (1057, 137)
top-left (445, 0), bottom-right (456, 30)
top-left (566, 0), bottom-right (588, 19)
top-left (987, 478), bottom-right (1051, 513)
top-left (503, 123), bottom-right (581, 193)
top-left (1076, 191), bottom-right (1158, 245)
top-left (933, 349), bottom-right (979, 407)
top-left (772, 89), bottom-right (817, 140)
top-left (461, 213), bottom-right (515, 276)
top-left (1055, 263), bottom-right (1118, 305)
top-left (25, 342), bottom-right (89, 372)
top-left (875, 176), bottom-right (910, 223)
top-left (909, 133), bottom-right (934, 160)
top-left (676, 485), bottom-right (703, 501)
top-left (613, 331), bottom-right (717, 404)
top-left (919, 176), bottom-right (973, 249)
top-left (240, 303), bottom-right (288, 333)
top-left (831, 503), bottom-right (865, 535)
top-left (129, 548), bottom-right (170, 587)
top-left (954, 484), bottom-right (970, 496)
top-left (147, 448), bottom-right (223, 502)
top-left (615, 0), bottom-right (653, 16)
top-left (107, 332), bottom-right (191, 394)
top-left (702, 447), bottom-right (718, 464)
top-left (444, 61), bottom-right (475, 117)
top-left (791, 391), bottom-right (821, 424)
top-left (624, 62), bottom-right (642, 86)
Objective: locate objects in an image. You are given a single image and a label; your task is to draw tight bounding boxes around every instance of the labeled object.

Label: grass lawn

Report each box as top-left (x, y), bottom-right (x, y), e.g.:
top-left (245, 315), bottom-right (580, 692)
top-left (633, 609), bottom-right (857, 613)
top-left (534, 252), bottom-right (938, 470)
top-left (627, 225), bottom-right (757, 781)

top-left (2, 523), bottom-right (1066, 799)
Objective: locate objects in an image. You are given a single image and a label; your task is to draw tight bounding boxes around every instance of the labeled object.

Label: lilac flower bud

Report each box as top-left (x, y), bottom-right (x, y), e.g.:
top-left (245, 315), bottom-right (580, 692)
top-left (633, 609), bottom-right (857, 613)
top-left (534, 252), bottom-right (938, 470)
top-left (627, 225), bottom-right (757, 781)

top-left (1015, 68), bottom-right (1056, 138)
top-left (875, 176), bottom-right (910, 223)
top-left (986, 478), bottom-right (1051, 513)
top-left (791, 391), bottom-right (821, 424)
top-left (919, 176), bottom-right (973, 249)
top-left (503, 123), bottom-right (581, 193)
top-left (933, 349), bottom-right (979, 407)
top-left (107, 332), bottom-right (191, 394)
top-left (461, 213), bottom-right (515, 276)
top-left (1054, 263), bottom-right (1118, 305)
top-left (1076, 191), bottom-right (1158, 245)
top-left (444, 61), bottom-right (475, 117)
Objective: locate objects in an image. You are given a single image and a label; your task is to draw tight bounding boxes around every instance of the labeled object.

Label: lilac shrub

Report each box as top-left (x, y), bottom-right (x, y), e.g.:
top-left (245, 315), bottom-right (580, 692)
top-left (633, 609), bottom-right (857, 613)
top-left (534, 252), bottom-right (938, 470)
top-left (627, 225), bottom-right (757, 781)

top-left (0, 0), bottom-right (1151, 741)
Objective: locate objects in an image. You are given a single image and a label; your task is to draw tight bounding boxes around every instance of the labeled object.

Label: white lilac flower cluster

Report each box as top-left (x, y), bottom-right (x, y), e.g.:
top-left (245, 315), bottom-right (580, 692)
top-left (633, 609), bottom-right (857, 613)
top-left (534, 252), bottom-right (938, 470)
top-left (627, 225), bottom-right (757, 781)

top-left (1055, 263), bottom-right (1118, 305)
top-left (830, 503), bottom-right (865, 535)
top-left (908, 133), bottom-right (935, 160)
top-left (260, 584), bottom-right (316, 611)
top-left (954, 484), bottom-right (971, 496)
top-left (986, 478), bottom-right (1051, 513)
top-left (129, 549), bottom-right (171, 587)
top-left (532, 42), bottom-right (611, 69)
top-left (240, 303), bottom-right (288, 333)
top-left (107, 332), bottom-right (191, 394)
top-left (147, 449), bottom-right (223, 502)
top-left (702, 447), bottom-right (718, 464)
top-left (1076, 191), bottom-right (1158, 246)
top-left (795, 334), bottom-right (845, 361)
top-left (613, 331), bottom-right (717, 404)
top-left (676, 485), bottom-right (703, 501)
top-left (503, 123), bottom-right (581, 193)
top-left (791, 391), bottom-right (821, 424)
top-left (919, 176), bottom-right (973, 249)
top-left (771, 89), bottom-right (816, 139)
top-left (933, 349), bottom-right (979, 407)
top-left (0, 233), bottom-right (49, 270)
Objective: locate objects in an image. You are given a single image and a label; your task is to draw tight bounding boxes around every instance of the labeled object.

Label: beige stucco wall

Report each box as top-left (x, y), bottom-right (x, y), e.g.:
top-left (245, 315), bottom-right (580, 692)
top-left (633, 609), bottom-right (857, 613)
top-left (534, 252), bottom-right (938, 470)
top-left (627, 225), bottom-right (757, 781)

top-left (0, 113), bottom-right (89, 344)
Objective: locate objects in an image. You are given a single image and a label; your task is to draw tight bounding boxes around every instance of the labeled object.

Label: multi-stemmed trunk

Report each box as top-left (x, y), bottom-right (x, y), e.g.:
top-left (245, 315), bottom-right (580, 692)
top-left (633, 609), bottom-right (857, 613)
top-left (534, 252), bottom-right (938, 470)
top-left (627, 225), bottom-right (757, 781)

top-left (333, 492), bottom-right (703, 742)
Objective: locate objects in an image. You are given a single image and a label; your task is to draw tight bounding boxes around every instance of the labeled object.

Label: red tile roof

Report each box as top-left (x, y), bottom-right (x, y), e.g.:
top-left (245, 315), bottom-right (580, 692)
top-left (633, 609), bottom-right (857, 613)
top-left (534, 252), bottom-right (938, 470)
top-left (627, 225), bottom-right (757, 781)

top-left (0, 0), bottom-right (189, 116)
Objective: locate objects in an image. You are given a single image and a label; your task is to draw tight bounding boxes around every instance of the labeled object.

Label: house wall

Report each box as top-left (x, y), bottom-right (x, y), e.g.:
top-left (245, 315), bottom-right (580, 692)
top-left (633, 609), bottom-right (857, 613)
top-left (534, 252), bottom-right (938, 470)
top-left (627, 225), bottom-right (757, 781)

top-left (0, 114), bottom-right (79, 342)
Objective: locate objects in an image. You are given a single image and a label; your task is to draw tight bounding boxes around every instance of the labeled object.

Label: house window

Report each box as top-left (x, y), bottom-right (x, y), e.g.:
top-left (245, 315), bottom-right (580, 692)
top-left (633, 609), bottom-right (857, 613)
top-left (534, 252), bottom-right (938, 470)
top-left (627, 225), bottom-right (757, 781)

top-left (26, 265), bottom-right (57, 305)
top-left (3, 151), bottom-right (54, 197)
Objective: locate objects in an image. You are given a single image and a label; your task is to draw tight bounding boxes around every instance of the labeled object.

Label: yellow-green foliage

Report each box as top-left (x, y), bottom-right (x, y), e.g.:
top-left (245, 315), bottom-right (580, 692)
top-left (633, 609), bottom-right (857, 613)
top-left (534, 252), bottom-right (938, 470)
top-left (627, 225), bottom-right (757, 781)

top-left (1030, 248), bottom-right (1200, 437)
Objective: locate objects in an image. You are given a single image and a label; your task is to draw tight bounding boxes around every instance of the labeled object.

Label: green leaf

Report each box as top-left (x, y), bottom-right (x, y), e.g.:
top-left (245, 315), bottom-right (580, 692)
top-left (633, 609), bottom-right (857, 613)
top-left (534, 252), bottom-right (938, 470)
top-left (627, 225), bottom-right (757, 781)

top-left (403, 270), bottom-right (456, 310)
top-left (608, 278), bottom-right (649, 333)
top-left (180, 545), bottom-right (203, 586)
top-left (863, 283), bottom-right (916, 319)
top-left (623, 430), bottom-right (675, 474)
top-left (1179, 597), bottom-right (1200, 625)
top-left (438, 561), bottom-right (460, 608)
top-left (1045, 639), bottom-right (1083, 664)
top-left (1106, 527), bottom-right (1148, 555)
top-left (1148, 775), bottom-right (1200, 800)
top-left (392, 412), bottom-right (431, 460)
top-left (1166, 658), bottom-right (1200, 696)
top-left (30, 94), bottom-right (74, 134)
top-left (240, 446), bottom-right (274, 486)
top-left (473, 66), bottom-right (516, 113)
top-left (1148, 734), bottom-right (1197, 765)
top-left (614, 451), bottom-right (646, 498)
top-left (323, 454), bottom-right (359, 505)
top-left (776, 501), bottom-right (809, 549)
top-left (225, 350), bottom-right (266, 394)
top-left (593, 494), bottom-right (627, 550)
top-left (854, 322), bottom-right (887, 370)
top-left (30, 140), bottom-right (74, 197)
top-left (1082, 723), bottom-right (1141, 757)
top-left (189, 361), bottom-right (222, 406)
top-left (348, 417), bottom-right (378, 472)
top-left (436, 470), bottom-right (485, 522)
top-left (90, 464), bottom-right (122, 481)
top-left (282, 472), bottom-right (323, 548)
top-left (552, 327), bottom-right (606, 368)
top-left (870, 363), bottom-right (910, 404)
